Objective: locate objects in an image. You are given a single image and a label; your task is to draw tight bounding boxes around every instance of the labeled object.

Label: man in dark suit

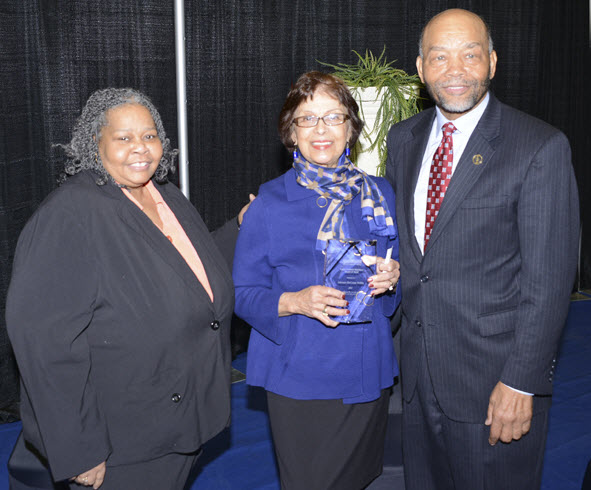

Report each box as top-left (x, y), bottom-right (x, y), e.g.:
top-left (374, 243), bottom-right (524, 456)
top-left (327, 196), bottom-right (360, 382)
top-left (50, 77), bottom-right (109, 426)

top-left (385, 8), bottom-right (579, 489)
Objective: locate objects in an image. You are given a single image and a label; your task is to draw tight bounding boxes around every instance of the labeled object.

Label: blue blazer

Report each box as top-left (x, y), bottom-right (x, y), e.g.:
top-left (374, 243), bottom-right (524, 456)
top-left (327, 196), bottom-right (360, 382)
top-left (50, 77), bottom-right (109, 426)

top-left (233, 168), bottom-right (401, 403)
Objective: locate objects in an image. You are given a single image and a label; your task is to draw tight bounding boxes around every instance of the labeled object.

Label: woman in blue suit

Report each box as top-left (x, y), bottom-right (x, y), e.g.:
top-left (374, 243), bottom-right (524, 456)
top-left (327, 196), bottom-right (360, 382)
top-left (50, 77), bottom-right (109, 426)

top-left (233, 72), bottom-right (401, 490)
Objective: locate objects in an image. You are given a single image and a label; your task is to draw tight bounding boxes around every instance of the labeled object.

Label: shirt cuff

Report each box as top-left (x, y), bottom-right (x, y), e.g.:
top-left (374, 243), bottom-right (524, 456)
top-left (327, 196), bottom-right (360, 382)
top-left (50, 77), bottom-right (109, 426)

top-left (504, 383), bottom-right (533, 396)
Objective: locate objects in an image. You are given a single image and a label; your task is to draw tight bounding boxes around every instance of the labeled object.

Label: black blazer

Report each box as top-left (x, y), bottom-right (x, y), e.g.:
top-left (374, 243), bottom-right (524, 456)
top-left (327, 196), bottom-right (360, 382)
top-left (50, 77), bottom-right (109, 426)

top-left (386, 94), bottom-right (579, 422)
top-left (6, 170), bottom-right (234, 481)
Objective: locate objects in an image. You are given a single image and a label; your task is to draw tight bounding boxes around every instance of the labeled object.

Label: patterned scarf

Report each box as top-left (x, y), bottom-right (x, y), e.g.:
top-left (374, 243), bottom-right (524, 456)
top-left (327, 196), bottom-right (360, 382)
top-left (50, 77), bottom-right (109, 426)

top-left (293, 153), bottom-right (396, 251)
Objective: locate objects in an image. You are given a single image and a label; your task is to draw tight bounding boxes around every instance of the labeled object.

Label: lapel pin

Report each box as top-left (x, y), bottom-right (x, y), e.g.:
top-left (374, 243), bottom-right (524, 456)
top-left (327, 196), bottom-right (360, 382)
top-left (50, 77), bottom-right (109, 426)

top-left (472, 154), bottom-right (483, 165)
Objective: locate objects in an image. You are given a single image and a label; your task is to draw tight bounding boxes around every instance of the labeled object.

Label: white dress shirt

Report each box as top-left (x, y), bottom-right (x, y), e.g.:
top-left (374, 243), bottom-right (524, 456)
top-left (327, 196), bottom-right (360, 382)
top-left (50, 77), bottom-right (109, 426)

top-left (414, 92), bottom-right (490, 254)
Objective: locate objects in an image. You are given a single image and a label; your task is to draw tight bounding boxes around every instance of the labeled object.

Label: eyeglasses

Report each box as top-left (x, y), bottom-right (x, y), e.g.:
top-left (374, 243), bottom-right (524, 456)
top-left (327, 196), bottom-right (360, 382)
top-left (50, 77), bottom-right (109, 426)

top-left (292, 113), bottom-right (349, 128)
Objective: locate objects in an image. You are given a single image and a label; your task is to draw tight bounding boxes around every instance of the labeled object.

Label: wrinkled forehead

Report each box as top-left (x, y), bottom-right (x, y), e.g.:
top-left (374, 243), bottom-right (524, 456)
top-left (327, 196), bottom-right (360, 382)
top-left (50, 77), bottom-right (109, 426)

top-left (423, 11), bottom-right (489, 51)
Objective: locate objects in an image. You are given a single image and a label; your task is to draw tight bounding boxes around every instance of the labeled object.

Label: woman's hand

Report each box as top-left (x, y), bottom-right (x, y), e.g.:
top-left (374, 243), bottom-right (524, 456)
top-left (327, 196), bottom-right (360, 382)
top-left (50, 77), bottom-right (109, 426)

top-left (366, 256), bottom-right (400, 296)
top-left (279, 286), bottom-right (349, 328)
top-left (71, 461), bottom-right (106, 489)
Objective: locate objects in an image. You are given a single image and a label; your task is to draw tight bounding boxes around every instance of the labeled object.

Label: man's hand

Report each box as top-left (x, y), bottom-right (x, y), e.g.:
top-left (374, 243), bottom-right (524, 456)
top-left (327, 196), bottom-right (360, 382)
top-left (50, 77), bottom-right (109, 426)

top-left (485, 381), bottom-right (533, 445)
top-left (71, 461), bottom-right (106, 489)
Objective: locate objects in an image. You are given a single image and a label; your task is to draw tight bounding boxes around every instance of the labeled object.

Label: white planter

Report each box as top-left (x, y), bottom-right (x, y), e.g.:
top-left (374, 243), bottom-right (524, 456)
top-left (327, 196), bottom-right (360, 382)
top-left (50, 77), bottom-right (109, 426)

top-left (349, 87), bottom-right (383, 176)
top-left (349, 86), bottom-right (418, 176)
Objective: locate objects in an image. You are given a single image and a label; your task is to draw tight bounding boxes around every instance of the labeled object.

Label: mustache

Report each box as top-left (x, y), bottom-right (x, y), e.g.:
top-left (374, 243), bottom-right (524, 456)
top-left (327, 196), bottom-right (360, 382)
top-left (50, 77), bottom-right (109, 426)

top-left (437, 79), bottom-right (478, 88)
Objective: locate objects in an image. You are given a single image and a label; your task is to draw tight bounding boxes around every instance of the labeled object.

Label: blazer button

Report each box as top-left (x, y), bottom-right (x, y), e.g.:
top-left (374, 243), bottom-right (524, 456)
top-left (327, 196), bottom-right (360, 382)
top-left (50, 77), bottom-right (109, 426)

top-left (171, 393), bottom-right (182, 403)
top-left (415, 320), bottom-right (422, 328)
top-left (210, 320), bottom-right (220, 330)
top-left (420, 275), bottom-right (430, 283)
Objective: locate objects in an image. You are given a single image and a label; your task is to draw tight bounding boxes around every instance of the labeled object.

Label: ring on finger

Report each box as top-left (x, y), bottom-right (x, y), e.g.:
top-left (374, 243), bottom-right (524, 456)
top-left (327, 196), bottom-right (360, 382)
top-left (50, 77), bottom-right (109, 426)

top-left (322, 305), bottom-right (329, 316)
top-left (82, 477), bottom-right (88, 484)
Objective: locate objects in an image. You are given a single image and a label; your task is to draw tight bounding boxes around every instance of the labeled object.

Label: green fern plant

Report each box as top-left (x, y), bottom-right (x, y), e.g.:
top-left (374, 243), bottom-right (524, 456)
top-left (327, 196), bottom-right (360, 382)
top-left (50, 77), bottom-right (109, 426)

top-left (319, 47), bottom-right (423, 176)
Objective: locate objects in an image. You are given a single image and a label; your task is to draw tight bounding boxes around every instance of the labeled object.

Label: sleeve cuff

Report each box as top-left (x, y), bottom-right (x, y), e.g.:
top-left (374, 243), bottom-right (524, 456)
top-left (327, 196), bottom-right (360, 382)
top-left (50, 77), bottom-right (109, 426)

top-left (503, 383), bottom-right (533, 396)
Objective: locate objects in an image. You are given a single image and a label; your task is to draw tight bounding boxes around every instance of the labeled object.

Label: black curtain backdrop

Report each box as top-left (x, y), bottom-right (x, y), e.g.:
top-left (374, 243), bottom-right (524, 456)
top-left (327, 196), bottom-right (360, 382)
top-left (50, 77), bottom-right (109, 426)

top-left (1, 0), bottom-right (588, 421)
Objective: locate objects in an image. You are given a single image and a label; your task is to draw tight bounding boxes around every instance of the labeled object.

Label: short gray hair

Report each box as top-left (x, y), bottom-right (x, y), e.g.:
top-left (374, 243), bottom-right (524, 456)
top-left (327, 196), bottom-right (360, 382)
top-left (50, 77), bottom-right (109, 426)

top-left (57, 88), bottom-right (177, 185)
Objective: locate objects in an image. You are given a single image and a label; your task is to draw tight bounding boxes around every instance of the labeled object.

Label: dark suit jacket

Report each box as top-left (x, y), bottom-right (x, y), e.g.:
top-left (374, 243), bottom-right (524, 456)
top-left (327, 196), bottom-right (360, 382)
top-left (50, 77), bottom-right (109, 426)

top-left (385, 94), bottom-right (579, 423)
top-left (6, 170), bottom-right (234, 481)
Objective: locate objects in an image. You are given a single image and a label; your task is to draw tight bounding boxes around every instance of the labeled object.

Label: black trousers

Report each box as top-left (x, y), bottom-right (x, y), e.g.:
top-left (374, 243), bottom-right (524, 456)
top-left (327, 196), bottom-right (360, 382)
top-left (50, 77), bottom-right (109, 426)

top-left (402, 334), bottom-right (549, 490)
top-left (266, 389), bottom-right (390, 490)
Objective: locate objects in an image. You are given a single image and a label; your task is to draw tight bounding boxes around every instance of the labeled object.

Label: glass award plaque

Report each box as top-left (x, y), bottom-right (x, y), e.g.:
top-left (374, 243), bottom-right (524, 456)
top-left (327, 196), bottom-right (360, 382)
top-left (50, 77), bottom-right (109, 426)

top-left (324, 239), bottom-right (376, 323)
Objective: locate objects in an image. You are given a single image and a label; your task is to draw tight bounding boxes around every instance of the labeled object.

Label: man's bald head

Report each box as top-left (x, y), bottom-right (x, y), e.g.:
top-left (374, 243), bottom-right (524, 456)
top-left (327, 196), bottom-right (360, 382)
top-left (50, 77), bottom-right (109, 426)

top-left (419, 9), bottom-right (493, 59)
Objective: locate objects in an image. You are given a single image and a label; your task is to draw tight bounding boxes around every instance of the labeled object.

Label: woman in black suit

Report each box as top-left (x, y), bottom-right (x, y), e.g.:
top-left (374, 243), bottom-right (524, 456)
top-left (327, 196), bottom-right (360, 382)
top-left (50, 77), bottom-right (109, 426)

top-left (6, 88), bottom-right (238, 489)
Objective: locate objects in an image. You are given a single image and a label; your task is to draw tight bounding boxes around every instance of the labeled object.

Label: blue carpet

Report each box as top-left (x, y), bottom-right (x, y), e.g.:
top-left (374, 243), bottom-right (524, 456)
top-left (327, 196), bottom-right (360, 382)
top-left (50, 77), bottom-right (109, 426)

top-left (541, 300), bottom-right (591, 490)
top-left (1, 300), bottom-right (590, 489)
top-left (186, 355), bottom-right (280, 489)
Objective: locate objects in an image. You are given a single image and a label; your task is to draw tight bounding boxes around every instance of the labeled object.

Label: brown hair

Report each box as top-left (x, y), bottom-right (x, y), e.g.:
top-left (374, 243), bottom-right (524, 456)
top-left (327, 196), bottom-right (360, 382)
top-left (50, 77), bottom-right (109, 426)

top-left (278, 71), bottom-right (363, 151)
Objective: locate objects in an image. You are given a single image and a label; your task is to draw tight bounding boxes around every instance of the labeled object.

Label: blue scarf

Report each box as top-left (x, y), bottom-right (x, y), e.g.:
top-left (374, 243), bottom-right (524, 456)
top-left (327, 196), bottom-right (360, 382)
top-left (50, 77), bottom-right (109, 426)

top-left (293, 153), bottom-right (396, 251)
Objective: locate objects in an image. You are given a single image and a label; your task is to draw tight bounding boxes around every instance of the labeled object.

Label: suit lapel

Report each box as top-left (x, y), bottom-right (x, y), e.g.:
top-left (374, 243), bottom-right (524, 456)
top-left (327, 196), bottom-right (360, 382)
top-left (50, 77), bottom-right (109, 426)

top-left (424, 95), bottom-right (501, 253)
top-left (110, 182), bottom-right (220, 313)
top-left (405, 111), bottom-right (435, 262)
top-left (163, 187), bottom-right (233, 313)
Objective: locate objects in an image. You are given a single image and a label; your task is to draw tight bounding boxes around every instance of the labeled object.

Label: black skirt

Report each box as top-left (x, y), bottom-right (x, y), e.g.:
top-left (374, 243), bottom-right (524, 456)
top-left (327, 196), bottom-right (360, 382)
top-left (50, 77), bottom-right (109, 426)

top-left (266, 389), bottom-right (390, 490)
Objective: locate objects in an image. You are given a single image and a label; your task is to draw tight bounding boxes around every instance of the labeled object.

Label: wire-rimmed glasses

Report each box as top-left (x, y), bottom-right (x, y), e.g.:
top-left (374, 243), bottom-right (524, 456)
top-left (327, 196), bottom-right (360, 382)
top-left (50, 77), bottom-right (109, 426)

top-left (292, 113), bottom-right (349, 128)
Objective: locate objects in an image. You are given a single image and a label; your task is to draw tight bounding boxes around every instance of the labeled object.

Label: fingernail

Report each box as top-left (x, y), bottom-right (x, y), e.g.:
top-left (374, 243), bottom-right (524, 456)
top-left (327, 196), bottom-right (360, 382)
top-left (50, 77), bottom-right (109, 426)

top-left (345, 301), bottom-right (349, 306)
top-left (346, 310), bottom-right (350, 314)
top-left (342, 294), bottom-right (346, 299)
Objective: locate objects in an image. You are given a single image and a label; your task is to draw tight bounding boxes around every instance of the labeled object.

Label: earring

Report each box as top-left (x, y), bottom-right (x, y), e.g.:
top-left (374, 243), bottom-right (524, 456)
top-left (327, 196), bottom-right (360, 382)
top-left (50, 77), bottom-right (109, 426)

top-left (345, 142), bottom-right (351, 157)
top-left (293, 145), bottom-right (299, 159)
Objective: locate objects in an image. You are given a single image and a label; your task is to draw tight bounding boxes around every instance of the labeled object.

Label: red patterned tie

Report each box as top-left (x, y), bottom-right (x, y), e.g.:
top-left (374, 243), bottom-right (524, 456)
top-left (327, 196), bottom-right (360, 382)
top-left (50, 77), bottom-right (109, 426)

top-left (424, 122), bottom-right (456, 249)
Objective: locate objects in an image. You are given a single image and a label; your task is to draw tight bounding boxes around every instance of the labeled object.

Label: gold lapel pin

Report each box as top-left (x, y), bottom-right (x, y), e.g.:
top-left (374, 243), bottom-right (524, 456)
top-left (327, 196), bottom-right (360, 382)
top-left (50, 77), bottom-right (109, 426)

top-left (472, 154), bottom-right (483, 165)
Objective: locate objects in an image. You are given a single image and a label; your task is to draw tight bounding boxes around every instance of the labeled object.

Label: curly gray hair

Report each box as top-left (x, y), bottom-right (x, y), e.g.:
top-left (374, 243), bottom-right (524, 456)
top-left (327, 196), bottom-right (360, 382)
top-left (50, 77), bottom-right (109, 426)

top-left (58, 88), bottom-right (176, 185)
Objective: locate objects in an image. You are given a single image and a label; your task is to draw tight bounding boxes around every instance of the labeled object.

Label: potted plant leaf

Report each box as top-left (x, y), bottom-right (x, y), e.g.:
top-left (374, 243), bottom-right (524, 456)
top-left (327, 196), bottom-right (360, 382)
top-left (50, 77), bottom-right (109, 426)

top-left (320, 47), bottom-right (423, 176)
